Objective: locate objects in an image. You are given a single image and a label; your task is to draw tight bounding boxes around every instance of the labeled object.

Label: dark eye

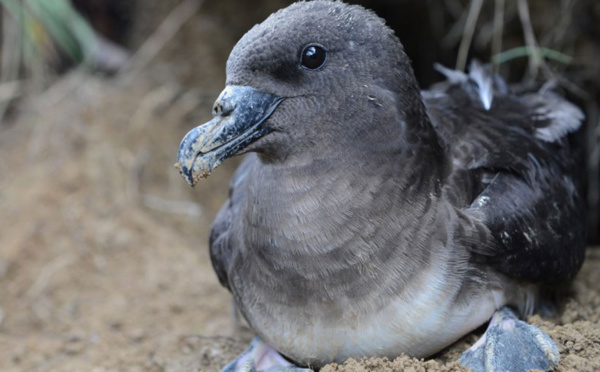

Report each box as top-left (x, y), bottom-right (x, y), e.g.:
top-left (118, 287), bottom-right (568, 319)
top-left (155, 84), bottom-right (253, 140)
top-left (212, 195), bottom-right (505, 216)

top-left (300, 44), bottom-right (327, 70)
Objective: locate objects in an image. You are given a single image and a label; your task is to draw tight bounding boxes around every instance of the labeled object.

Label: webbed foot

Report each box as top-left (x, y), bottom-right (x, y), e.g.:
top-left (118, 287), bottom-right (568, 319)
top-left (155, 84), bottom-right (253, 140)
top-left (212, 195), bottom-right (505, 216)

top-left (459, 307), bottom-right (559, 372)
top-left (222, 337), bottom-right (313, 372)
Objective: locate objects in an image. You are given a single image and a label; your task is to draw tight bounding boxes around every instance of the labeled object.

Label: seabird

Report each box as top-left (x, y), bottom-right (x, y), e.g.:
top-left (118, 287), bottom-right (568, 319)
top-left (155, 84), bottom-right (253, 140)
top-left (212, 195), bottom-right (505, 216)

top-left (175, 1), bottom-right (586, 371)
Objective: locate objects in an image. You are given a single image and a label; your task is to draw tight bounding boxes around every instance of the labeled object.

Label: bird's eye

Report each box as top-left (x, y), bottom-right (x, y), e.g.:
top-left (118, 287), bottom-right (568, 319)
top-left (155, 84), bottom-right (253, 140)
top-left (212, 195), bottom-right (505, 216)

top-left (300, 44), bottom-right (327, 70)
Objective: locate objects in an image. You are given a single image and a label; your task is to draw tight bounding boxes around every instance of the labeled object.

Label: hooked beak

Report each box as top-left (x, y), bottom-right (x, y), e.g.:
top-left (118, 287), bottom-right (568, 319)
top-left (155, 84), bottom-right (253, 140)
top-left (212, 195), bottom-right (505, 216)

top-left (175, 85), bottom-right (284, 186)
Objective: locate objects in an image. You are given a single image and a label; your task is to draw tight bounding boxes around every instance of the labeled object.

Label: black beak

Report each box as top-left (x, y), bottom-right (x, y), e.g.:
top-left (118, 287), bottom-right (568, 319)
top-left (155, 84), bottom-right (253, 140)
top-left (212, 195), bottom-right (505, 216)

top-left (175, 85), bottom-right (284, 186)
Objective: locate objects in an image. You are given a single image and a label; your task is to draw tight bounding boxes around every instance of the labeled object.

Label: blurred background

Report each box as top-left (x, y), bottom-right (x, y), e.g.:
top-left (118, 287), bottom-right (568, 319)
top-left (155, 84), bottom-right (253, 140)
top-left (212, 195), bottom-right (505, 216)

top-left (0, 0), bottom-right (598, 370)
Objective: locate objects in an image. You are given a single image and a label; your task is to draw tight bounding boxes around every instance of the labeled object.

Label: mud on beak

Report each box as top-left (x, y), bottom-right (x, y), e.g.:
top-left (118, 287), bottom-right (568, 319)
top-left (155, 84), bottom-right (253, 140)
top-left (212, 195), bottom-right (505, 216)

top-left (175, 85), bottom-right (284, 186)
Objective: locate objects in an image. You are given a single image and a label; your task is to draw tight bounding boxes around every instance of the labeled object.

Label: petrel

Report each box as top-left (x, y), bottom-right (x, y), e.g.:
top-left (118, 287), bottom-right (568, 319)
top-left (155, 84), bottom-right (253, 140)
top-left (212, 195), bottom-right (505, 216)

top-left (176, 1), bottom-right (586, 371)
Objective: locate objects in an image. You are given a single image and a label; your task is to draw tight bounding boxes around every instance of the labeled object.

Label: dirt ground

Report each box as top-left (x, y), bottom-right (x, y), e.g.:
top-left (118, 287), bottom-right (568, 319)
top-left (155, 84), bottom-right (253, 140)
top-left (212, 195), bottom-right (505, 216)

top-left (1, 3), bottom-right (599, 371)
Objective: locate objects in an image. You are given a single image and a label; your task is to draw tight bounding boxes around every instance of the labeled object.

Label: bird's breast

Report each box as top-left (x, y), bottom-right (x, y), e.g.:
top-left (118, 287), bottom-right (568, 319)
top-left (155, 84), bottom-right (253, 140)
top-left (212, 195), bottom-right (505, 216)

top-left (228, 162), bottom-right (501, 366)
top-left (232, 253), bottom-right (501, 368)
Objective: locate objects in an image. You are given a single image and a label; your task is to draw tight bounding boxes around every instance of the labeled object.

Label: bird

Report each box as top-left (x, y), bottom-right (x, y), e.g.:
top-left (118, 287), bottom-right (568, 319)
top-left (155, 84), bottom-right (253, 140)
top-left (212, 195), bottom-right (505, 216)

top-left (175, 1), bottom-right (586, 371)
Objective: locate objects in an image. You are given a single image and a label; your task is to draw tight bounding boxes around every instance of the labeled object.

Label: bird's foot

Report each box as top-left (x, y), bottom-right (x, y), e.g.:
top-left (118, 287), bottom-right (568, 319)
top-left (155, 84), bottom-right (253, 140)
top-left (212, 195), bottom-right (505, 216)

top-left (459, 307), bottom-right (559, 372)
top-left (222, 337), bottom-right (313, 372)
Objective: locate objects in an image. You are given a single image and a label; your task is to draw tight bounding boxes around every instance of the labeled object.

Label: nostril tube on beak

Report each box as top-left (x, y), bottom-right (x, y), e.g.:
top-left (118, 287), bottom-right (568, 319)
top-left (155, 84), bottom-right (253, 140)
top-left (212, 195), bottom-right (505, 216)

top-left (212, 87), bottom-right (238, 117)
top-left (212, 102), bottom-right (222, 116)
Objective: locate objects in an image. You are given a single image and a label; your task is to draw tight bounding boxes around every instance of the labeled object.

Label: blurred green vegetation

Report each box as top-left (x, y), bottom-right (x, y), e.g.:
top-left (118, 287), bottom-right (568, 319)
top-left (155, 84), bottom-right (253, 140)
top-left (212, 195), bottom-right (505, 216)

top-left (1, 0), bottom-right (96, 80)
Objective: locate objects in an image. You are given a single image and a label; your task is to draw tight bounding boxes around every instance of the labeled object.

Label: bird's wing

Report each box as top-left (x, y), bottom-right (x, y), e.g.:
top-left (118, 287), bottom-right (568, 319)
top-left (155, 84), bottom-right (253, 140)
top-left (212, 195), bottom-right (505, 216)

top-left (424, 63), bottom-right (586, 285)
top-left (209, 155), bottom-right (255, 290)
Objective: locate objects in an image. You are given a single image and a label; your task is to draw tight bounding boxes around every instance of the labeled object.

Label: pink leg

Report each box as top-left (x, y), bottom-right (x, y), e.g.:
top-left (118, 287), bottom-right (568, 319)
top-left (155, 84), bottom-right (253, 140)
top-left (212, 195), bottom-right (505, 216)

top-left (222, 337), bottom-right (312, 372)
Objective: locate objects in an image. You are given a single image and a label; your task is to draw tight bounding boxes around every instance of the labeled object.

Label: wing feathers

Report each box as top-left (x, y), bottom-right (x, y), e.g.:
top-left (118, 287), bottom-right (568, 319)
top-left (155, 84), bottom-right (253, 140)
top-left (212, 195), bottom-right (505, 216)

top-left (427, 62), bottom-right (586, 285)
top-left (524, 91), bottom-right (585, 142)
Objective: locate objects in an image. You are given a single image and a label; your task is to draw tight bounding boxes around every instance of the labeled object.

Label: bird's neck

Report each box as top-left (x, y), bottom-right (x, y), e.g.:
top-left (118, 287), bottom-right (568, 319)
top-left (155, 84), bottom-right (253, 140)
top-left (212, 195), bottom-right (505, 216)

top-left (247, 133), bottom-right (445, 248)
top-left (246, 100), bottom-right (450, 253)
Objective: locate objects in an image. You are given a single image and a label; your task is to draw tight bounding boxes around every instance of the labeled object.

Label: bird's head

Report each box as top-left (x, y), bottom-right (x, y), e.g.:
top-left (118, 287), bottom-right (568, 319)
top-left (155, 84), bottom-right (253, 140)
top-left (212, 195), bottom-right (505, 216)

top-left (176, 1), bottom-right (422, 186)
